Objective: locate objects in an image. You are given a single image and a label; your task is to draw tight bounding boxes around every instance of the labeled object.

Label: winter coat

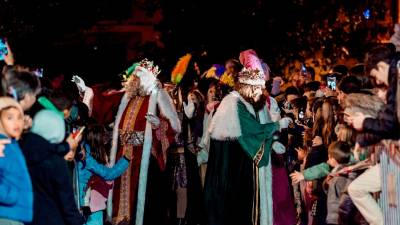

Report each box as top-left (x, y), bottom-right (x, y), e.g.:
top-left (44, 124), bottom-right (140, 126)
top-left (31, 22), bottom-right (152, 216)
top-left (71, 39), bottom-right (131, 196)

top-left (325, 165), bottom-right (351, 224)
top-left (303, 154), bottom-right (364, 181)
top-left (19, 132), bottom-right (84, 225)
top-left (361, 64), bottom-right (400, 142)
top-left (0, 135), bottom-right (33, 223)
top-left (77, 143), bottom-right (129, 208)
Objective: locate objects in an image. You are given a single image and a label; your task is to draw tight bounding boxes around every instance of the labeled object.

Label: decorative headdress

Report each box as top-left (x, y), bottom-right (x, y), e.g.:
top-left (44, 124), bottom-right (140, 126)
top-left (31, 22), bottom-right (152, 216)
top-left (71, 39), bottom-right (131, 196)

top-left (122, 62), bottom-right (139, 82)
top-left (171, 54), bottom-right (192, 84)
top-left (122, 58), bottom-right (160, 82)
top-left (205, 64), bottom-right (225, 79)
top-left (237, 68), bottom-right (265, 86)
top-left (239, 49), bottom-right (264, 77)
top-left (137, 58), bottom-right (161, 77)
top-left (238, 49), bottom-right (265, 87)
top-left (219, 72), bottom-right (236, 87)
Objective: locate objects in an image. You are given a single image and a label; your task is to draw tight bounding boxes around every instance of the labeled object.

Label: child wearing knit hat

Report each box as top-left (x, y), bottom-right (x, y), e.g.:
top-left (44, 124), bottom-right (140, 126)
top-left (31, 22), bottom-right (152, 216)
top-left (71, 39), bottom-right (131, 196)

top-left (0, 97), bottom-right (33, 225)
top-left (18, 109), bottom-right (84, 225)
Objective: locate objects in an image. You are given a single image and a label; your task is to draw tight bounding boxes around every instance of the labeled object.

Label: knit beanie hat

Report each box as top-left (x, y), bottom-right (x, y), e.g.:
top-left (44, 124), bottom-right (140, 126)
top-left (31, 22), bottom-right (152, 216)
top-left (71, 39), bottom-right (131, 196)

top-left (31, 109), bottom-right (65, 144)
top-left (0, 97), bottom-right (24, 135)
top-left (0, 97), bottom-right (24, 115)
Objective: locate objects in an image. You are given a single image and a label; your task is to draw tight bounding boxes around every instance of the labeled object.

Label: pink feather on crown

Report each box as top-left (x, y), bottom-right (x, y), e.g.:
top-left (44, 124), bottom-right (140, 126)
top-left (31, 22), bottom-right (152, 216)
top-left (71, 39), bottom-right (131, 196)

top-left (239, 49), bottom-right (264, 78)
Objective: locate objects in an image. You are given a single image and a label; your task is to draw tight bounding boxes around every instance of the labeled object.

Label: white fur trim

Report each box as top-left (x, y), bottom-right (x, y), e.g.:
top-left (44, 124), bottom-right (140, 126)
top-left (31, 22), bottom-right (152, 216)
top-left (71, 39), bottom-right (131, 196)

top-left (135, 89), bottom-right (158, 225)
top-left (83, 87), bottom-right (94, 116)
top-left (209, 91), bottom-right (257, 140)
top-left (238, 78), bottom-right (265, 86)
top-left (209, 91), bottom-right (275, 223)
top-left (259, 161), bottom-right (273, 225)
top-left (106, 88), bottom-right (180, 221)
top-left (106, 93), bottom-right (130, 220)
top-left (209, 92), bottom-right (241, 140)
top-left (157, 89), bottom-right (181, 133)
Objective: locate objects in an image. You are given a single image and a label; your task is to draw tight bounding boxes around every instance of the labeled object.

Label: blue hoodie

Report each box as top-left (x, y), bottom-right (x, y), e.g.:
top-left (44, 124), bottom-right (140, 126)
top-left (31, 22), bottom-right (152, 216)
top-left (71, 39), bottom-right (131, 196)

top-left (0, 134), bottom-right (33, 222)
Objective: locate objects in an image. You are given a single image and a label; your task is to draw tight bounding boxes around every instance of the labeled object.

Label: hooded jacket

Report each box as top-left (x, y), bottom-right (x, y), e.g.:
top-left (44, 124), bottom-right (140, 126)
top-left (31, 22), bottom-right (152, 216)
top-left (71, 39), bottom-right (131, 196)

top-left (19, 133), bottom-right (84, 225)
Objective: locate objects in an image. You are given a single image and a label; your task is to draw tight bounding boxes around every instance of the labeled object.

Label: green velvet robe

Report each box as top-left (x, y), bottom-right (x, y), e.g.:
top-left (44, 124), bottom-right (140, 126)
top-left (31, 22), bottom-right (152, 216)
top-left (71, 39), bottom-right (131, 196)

top-left (204, 98), bottom-right (278, 225)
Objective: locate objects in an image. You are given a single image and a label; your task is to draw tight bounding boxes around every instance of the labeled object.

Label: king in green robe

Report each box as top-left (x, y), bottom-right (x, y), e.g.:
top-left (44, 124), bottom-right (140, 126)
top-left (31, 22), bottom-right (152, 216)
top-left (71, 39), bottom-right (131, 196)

top-left (204, 90), bottom-right (283, 225)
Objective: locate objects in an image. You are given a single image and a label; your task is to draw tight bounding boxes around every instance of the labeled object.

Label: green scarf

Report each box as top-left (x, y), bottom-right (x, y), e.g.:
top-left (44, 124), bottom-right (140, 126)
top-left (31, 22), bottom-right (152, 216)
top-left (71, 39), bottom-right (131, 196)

top-left (237, 101), bottom-right (278, 167)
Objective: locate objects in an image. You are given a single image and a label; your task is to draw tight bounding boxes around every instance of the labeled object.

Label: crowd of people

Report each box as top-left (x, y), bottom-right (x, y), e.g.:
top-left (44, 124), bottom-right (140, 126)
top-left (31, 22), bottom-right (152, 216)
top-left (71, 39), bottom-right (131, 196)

top-left (0, 35), bottom-right (399, 225)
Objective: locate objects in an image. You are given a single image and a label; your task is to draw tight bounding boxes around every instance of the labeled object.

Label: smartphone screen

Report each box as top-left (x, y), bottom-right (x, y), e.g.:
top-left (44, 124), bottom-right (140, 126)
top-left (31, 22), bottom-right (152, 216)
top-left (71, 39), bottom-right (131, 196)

top-left (73, 126), bottom-right (85, 139)
top-left (327, 76), bottom-right (336, 91)
top-left (0, 38), bottom-right (8, 61)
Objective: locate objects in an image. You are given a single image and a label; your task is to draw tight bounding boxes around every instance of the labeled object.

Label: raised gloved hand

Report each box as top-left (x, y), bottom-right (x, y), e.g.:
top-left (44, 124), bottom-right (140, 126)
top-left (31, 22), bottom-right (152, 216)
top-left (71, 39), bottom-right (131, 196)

top-left (71, 75), bottom-right (87, 93)
top-left (272, 141), bottom-right (286, 154)
top-left (145, 113), bottom-right (160, 129)
top-left (197, 149), bottom-right (209, 166)
top-left (183, 99), bottom-right (195, 119)
top-left (279, 117), bottom-right (293, 130)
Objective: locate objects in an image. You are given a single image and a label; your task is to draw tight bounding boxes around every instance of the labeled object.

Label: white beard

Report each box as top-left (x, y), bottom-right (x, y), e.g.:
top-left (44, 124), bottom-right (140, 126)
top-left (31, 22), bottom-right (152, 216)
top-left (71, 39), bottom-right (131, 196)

top-left (136, 66), bottom-right (157, 95)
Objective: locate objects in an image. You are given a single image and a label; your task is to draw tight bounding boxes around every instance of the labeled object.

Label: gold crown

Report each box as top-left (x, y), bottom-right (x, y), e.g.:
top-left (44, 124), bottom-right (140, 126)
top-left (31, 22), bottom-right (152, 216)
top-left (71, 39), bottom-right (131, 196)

top-left (139, 58), bottom-right (161, 76)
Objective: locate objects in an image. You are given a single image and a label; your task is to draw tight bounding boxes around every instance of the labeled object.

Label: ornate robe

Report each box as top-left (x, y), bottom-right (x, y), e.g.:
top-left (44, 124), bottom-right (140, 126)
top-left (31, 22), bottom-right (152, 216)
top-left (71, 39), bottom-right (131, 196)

top-left (204, 91), bottom-right (279, 225)
top-left (106, 88), bottom-right (180, 225)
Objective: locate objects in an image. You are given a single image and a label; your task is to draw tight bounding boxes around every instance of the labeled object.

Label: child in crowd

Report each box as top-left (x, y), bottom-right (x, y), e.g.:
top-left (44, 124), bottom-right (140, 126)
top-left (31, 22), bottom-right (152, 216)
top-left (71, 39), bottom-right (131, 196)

top-left (0, 97), bottom-right (33, 225)
top-left (324, 141), bottom-right (352, 225)
top-left (19, 110), bottom-right (84, 225)
top-left (78, 124), bottom-right (130, 225)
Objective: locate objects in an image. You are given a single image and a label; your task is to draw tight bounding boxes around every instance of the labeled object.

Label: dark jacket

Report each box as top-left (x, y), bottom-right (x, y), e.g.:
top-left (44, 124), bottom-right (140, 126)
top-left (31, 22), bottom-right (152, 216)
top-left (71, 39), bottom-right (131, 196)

top-left (362, 59), bottom-right (400, 142)
top-left (305, 145), bottom-right (328, 169)
top-left (19, 132), bottom-right (84, 225)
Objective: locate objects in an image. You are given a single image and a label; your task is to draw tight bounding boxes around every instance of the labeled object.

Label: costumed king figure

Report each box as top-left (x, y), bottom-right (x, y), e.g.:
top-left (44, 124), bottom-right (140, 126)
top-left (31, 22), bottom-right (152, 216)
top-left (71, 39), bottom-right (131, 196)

top-left (204, 66), bottom-right (292, 225)
top-left (106, 59), bottom-right (181, 225)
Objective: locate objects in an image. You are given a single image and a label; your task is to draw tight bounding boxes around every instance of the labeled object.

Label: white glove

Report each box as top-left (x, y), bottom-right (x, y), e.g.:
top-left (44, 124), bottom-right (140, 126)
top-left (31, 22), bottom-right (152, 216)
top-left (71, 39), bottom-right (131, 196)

top-left (272, 141), bottom-right (286, 154)
top-left (183, 100), bottom-right (195, 119)
top-left (145, 113), bottom-right (160, 128)
top-left (71, 75), bottom-right (87, 93)
top-left (279, 117), bottom-right (292, 130)
top-left (197, 149), bottom-right (209, 166)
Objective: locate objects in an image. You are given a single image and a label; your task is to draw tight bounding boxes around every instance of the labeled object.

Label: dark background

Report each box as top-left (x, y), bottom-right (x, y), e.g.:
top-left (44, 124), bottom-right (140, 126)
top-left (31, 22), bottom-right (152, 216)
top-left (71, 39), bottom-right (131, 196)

top-left (0, 0), bottom-right (395, 83)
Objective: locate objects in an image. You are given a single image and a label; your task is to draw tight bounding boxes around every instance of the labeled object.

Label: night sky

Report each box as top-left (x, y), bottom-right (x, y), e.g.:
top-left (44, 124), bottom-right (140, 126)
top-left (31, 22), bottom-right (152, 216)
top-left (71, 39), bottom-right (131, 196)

top-left (0, 0), bottom-right (392, 83)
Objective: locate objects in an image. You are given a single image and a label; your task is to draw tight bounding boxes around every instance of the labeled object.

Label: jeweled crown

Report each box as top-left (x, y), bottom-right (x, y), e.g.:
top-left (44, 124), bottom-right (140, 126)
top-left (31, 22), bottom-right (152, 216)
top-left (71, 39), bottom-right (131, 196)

top-left (139, 58), bottom-right (161, 76)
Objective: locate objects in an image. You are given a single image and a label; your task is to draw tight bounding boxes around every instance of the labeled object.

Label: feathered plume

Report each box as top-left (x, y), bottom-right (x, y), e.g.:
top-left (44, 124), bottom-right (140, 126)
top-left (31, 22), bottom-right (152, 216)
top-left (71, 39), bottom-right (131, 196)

top-left (171, 53), bottom-right (192, 84)
top-left (205, 64), bottom-right (225, 79)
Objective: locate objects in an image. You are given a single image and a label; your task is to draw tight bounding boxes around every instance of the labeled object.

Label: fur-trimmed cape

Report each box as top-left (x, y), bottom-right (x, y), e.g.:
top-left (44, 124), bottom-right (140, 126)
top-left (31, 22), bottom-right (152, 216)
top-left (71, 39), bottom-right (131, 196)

top-left (206, 91), bottom-right (276, 225)
top-left (106, 88), bottom-right (180, 221)
top-left (209, 91), bottom-right (260, 140)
